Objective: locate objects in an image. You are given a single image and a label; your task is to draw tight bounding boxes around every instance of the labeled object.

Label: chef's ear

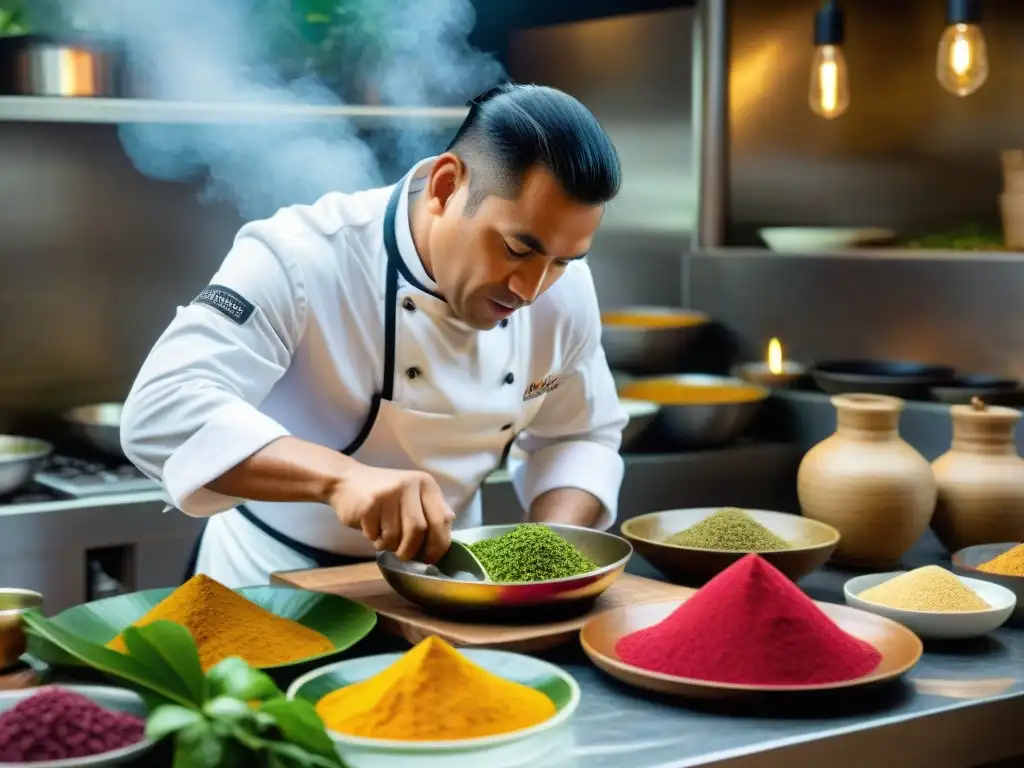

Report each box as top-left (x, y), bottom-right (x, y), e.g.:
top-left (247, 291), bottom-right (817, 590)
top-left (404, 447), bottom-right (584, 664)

top-left (425, 153), bottom-right (465, 214)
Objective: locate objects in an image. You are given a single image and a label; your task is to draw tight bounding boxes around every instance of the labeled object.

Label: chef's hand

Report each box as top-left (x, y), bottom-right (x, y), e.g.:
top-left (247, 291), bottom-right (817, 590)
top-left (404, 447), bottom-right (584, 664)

top-left (329, 466), bottom-right (455, 564)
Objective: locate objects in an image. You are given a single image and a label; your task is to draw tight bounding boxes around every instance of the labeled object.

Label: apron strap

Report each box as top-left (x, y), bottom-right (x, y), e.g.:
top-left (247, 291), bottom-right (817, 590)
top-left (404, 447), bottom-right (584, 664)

top-left (379, 177), bottom-right (405, 403)
top-left (183, 177), bottom-right (411, 581)
top-left (236, 504), bottom-right (367, 570)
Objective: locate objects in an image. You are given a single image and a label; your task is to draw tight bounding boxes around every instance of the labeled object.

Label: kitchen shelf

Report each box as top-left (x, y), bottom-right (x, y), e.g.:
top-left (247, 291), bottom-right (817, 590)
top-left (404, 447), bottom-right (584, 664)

top-left (693, 246), bottom-right (1024, 263)
top-left (0, 96), bottom-right (469, 125)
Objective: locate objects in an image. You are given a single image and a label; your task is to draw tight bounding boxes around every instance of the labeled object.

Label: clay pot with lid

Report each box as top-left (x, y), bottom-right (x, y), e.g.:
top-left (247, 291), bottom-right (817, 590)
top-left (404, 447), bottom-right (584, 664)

top-left (931, 397), bottom-right (1024, 552)
top-left (797, 394), bottom-right (937, 567)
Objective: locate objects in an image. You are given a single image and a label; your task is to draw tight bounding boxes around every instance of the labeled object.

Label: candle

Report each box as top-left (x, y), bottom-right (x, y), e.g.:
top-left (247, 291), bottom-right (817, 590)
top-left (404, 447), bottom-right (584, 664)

top-left (731, 337), bottom-right (807, 388)
top-left (768, 338), bottom-right (783, 375)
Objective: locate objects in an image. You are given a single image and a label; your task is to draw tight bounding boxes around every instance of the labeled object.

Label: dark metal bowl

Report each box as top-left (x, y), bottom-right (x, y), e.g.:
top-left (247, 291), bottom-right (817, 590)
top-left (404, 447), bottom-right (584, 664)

top-left (601, 306), bottom-right (710, 375)
top-left (930, 375), bottom-right (1021, 405)
top-left (812, 360), bottom-right (955, 400)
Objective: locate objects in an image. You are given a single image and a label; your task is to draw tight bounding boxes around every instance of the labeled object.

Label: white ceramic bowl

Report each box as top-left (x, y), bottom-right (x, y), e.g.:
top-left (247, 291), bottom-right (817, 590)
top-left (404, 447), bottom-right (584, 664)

top-left (759, 227), bottom-right (895, 252)
top-left (0, 685), bottom-right (154, 767)
top-left (844, 571), bottom-right (1016, 640)
top-left (287, 648), bottom-right (580, 768)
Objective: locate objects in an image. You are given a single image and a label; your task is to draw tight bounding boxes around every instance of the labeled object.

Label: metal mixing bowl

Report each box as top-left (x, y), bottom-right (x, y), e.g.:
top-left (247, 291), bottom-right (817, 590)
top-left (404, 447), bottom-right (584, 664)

top-left (620, 374), bottom-right (770, 447)
top-left (0, 436), bottom-right (53, 496)
top-left (0, 588), bottom-right (43, 668)
top-left (620, 397), bottom-right (660, 448)
top-left (377, 523), bottom-right (633, 620)
top-left (63, 402), bottom-right (125, 457)
top-left (601, 306), bottom-right (709, 375)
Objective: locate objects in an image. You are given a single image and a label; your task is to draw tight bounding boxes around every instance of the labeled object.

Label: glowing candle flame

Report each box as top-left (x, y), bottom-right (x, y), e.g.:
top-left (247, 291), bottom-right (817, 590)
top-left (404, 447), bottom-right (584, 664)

top-left (767, 338), bottom-right (783, 375)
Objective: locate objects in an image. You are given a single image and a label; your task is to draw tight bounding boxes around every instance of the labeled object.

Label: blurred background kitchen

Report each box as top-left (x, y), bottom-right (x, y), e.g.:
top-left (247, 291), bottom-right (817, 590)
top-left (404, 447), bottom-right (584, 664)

top-left (2, 0), bottom-right (1024, 611)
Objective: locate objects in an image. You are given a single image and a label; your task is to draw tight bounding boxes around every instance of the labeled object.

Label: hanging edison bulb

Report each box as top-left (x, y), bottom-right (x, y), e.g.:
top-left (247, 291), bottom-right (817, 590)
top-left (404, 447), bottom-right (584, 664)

top-left (809, 1), bottom-right (850, 119)
top-left (937, 0), bottom-right (988, 96)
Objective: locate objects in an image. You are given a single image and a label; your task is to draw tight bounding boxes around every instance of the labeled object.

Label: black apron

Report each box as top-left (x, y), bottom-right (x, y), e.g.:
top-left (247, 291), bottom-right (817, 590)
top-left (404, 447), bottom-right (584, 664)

top-left (183, 177), bottom-right (412, 583)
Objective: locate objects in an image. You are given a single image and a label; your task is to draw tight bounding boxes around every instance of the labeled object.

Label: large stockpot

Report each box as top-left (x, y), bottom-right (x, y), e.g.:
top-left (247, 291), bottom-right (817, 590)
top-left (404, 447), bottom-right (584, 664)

top-left (601, 306), bottom-right (709, 375)
top-left (0, 34), bottom-right (123, 96)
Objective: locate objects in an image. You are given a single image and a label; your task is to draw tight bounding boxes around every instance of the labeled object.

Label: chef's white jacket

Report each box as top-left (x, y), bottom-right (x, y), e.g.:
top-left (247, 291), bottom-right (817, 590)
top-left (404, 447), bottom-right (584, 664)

top-left (120, 157), bottom-right (627, 586)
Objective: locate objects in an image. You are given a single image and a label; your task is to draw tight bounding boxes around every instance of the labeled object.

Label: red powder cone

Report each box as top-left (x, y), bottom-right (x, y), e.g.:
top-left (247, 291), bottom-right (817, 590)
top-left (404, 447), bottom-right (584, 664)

top-left (615, 554), bottom-right (882, 686)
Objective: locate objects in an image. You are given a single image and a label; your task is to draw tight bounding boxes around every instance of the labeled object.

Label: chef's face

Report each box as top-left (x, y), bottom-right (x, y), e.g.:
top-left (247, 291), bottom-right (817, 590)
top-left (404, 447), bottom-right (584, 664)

top-left (422, 154), bottom-right (604, 330)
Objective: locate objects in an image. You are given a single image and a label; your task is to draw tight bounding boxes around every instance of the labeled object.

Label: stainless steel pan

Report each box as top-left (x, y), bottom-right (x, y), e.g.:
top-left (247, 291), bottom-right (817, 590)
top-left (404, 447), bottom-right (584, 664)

top-left (0, 436), bottom-right (53, 496)
top-left (63, 403), bottom-right (124, 458)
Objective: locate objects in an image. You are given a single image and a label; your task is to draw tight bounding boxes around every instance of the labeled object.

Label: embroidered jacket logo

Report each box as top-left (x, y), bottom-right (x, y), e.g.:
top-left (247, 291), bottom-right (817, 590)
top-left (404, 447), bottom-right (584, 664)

top-left (523, 374), bottom-right (560, 401)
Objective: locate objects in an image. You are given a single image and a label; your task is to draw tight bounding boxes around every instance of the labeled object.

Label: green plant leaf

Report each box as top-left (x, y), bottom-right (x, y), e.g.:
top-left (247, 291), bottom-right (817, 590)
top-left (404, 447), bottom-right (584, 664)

top-left (22, 611), bottom-right (195, 708)
top-left (264, 740), bottom-right (343, 768)
top-left (261, 697), bottom-right (338, 760)
top-left (174, 721), bottom-right (223, 768)
top-left (204, 696), bottom-right (254, 723)
top-left (147, 704), bottom-right (204, 741)
top-left (208, 656), bottom-right (280, 701)
top-left (122, 622), bottom-right (207, 705)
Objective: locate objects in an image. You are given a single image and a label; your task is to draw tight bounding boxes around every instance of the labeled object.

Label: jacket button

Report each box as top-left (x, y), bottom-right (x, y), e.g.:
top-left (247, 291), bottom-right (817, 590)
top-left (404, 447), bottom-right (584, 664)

top-left (402, 297), bottom-right (416, 312)
top-left (500, 318), bottom-right (509, 328)
top-left (406, 367), bottom-right (421, 379)
top-left (504, 372), bottom-right (515, 385)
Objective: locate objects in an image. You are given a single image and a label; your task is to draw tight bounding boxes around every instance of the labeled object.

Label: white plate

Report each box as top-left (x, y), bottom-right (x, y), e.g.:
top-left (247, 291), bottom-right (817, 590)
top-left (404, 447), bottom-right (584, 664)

top-left (287, 648), bottom-right (580, 768)
top-left (844, 571), bottom-right (1016, 640)
top-left (759, 227), bottom-right (895, 252)
top-left (0, 685), bottom-right (155, 767)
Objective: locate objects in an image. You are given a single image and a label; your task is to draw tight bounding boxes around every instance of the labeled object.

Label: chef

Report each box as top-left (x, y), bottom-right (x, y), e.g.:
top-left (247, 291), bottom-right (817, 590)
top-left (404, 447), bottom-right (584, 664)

top-left (120, 82), bottom-right (628, 588)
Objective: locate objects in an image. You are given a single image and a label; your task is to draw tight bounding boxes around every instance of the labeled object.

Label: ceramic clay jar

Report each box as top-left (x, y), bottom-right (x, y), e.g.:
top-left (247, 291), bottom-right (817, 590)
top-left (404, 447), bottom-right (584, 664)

top-left (797, 394), bottom-right (937, 567)
top-left (931, 398), bottom-right (1024, 552)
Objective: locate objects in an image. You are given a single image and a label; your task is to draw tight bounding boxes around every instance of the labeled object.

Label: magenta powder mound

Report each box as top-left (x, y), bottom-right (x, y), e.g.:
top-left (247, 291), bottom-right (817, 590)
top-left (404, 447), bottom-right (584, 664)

top-left (0, 686), bottom-right (146, 763)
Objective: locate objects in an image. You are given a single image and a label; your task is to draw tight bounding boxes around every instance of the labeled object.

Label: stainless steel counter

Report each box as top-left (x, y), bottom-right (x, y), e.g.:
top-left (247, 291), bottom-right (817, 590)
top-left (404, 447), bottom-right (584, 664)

top-left (530, 533), bottom-right (1024, 768)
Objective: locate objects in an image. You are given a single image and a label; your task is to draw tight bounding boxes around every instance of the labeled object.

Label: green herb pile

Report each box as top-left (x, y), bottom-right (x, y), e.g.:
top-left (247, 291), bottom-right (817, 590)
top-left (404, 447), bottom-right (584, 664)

top-left (22, 614), bottom-right (345, 767)
top-left (664, 508), bottom-right (793, 552)
top-left (469, 524), bottom-right (597, 582)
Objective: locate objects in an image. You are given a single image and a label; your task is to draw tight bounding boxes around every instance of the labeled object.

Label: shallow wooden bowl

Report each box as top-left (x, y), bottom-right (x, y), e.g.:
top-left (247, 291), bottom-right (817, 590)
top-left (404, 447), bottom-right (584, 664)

top-left (580, 599), bottom-right (922, 700)
top-left (620, 508), bottom-right (840, 586)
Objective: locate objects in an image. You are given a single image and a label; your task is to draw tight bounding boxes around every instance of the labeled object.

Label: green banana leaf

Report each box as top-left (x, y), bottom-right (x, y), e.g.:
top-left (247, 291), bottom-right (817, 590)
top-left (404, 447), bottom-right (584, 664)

top-left (27, 585), bottom-right (376, 674)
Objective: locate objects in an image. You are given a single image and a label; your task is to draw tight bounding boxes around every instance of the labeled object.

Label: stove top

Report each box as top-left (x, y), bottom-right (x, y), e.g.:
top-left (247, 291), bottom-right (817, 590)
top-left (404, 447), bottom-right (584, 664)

top-left (34, 453), bottom-right (158, 497)
top-left (0, 481), bottom-right (70, 506)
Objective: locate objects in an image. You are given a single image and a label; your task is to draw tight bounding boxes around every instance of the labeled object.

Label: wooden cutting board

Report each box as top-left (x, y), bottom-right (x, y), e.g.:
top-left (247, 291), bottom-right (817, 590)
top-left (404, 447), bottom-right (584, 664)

top-left (272, 562), bottom-right (694, 652)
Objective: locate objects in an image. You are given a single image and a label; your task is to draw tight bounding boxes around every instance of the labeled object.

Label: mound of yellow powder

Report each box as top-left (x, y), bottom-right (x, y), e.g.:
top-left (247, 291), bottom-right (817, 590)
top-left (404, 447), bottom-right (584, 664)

top-left (107, 574), bottom-right (334, 671)
top-left (977, 543), bottom-right (1024, 577)
top-left (316, 636), bottom-right (556, 741)
top-left (858, 566), bottom-right (990, 613)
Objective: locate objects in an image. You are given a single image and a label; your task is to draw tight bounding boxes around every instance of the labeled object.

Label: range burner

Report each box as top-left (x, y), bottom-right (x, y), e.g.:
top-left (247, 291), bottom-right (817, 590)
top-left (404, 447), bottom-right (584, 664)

top-left (0, 481), bottom-right (70, 506)
top-left (34, 454), bottom-right (158, 497)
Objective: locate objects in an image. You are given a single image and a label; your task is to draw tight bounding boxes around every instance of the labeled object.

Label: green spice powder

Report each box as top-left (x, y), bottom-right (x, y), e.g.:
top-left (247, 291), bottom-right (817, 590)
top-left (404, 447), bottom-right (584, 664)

top-left (469, 524), bottom-right (597, 583)
top-left (664, 508), bottom-right (793, 552)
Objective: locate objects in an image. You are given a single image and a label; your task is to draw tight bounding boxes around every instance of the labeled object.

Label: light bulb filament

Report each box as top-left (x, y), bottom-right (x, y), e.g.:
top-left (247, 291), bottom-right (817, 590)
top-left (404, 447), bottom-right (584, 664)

top-left (936, 22), bottom-right (988, 97)
top-left (808, 44), bottom-right (849, 119)
top-left (819, 60), bottom-right (838, 113)
top-left (951, 35), bottom-right (972, 76)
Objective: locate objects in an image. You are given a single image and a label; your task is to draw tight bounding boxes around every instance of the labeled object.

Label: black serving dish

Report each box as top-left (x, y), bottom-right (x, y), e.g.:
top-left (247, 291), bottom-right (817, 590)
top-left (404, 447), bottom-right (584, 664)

top-left (930, 375), bottom-right (1022, 405)
top-left (811, 360), bottom-right (955, 400)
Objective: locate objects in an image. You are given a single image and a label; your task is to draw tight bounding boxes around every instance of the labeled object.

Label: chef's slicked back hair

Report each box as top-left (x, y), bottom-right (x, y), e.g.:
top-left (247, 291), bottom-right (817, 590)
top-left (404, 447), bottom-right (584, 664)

top-left (446, 83), bottom-right (622, 216)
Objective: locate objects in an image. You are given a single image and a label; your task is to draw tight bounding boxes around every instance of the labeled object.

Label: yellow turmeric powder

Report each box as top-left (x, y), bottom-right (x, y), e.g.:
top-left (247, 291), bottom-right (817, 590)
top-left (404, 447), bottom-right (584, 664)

top-left (977, 544), bottom-right (1024, 577)
top-left (315, 636), bottom-right (556, 741)
top-left (107, 574), bottom-right (334, 671)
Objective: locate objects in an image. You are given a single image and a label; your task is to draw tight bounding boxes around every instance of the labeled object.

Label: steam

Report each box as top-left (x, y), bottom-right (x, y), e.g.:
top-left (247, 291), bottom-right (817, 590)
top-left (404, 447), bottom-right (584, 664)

top-left (41, 0), bottom-right (503, 219)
